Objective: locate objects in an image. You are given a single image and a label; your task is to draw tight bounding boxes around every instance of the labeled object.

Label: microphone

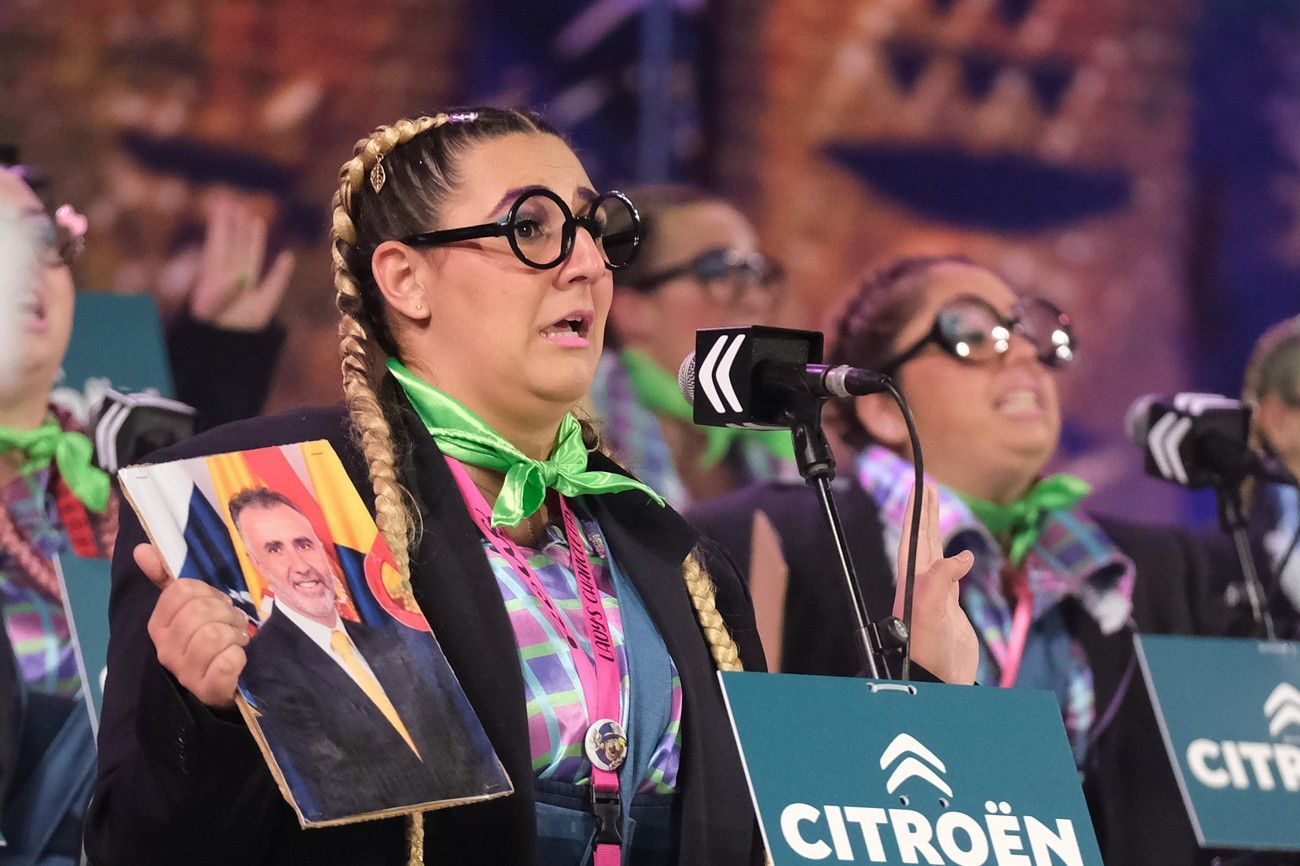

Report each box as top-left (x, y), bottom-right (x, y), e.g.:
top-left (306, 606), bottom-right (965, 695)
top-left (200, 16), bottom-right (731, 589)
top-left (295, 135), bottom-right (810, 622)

top-left (677, 326), bottom-right (889, 429)
top-left (1125, 392), bottom-right (1297, 488)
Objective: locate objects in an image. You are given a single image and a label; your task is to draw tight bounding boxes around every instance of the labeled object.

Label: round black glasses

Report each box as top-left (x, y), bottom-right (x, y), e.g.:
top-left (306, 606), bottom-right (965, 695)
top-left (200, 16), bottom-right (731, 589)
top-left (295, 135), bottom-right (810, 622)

top-left (882, 295), bottom-right (1077, 375)
top-left (400, 188), bottom-right (641, 271)
top-left (634, 247), bottom-right (784, 304)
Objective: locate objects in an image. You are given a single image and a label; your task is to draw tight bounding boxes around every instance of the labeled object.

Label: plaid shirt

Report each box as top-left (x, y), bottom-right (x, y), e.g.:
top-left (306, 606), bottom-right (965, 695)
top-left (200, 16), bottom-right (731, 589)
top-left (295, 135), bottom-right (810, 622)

top-left (1, 467), bottom-right (80, 696)
top-left (857, 446), bottom-right (1136, 763)
top-left (482, 506), bottom-right (683, 794)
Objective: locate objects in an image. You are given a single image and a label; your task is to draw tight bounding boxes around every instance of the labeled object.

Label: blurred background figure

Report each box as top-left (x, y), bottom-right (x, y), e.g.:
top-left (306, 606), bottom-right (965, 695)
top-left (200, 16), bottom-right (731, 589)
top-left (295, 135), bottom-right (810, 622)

top-left (0, 151), bottom-right (289, 862)
top-left (588, 185), bottom-right (794, 507)
top-left (1242, 315), bottom-right (1300, 638)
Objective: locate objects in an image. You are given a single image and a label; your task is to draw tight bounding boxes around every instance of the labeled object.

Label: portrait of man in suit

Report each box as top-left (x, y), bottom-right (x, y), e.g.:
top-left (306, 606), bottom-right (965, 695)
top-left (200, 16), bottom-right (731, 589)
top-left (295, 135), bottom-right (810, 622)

top-left (228, 487), bottom-right (495, 823)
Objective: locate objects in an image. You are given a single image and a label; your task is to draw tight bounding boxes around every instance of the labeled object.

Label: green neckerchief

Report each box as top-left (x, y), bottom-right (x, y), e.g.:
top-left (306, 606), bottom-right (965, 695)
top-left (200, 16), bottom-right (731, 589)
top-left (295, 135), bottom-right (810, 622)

top-left (958, 473), bottom-right (1092, 566)
top-left (619, 348), bottom-right (795, 469)
top-left (0, 418), bottom-right (110, 513)
top-left (389, 359), bottom-right (665, 527)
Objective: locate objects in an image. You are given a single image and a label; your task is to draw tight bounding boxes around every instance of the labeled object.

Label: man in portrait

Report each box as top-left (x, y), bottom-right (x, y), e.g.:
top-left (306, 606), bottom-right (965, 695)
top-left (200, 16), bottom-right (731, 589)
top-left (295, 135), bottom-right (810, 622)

top-left (229, 487), bottom-right (486, 822)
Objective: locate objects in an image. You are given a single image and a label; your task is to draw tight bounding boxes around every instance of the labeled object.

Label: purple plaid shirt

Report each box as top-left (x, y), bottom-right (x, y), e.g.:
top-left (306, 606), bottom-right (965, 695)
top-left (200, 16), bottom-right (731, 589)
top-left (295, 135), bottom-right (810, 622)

top-left (857, 446), bottom-right (1136, 762)
top-left (1, 467), bottom-right (80, 696)
top-left (482, 508), bottom-right (684, 794)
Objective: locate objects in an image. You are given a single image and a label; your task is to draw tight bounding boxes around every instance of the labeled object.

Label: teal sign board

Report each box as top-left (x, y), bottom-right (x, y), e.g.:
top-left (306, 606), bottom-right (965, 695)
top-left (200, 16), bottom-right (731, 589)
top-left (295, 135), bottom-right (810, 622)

top-left (59, 292), bottom-right (173, 400)
top-left (1135, 635), bottom-right (1300, 852)
top-left (56, 554), bottom-right (112, 732)
top-left (720, 672), bottom-right (1103, 865)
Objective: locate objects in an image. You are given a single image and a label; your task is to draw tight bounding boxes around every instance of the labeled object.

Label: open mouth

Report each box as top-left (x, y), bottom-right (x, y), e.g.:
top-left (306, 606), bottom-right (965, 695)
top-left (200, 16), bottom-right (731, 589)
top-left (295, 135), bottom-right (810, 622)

top-left (293, 575), bottom-right (328, 595)
top-left (994, 388), bottom-right (1044, 416)
top-left (540, 311), bottom-right (593, 344)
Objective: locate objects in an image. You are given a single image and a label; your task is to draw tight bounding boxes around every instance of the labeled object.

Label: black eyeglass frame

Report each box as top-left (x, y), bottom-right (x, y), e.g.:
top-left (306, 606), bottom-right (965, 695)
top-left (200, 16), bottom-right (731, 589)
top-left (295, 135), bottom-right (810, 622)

top-left (399, 188), bottom-right (641, 271)
top-left (632, 246), bottom-right (784, 295)
top-left (881, 294), bottom-right (1076, 375)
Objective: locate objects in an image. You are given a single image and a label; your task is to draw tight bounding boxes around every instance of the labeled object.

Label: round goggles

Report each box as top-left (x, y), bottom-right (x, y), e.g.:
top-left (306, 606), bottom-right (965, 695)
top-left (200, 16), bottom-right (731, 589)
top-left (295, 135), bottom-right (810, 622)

top-left (401, 188), bottom-right (641, 271)
top-left (882, 295), bottom-right (1077, 374)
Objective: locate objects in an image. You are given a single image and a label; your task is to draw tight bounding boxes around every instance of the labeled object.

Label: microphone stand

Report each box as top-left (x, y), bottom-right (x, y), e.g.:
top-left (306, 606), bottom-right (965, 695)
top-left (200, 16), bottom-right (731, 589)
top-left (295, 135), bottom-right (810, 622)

top-left (781, 392), bottom-right (908, 679)
top-left (1214, 482), bottom-right (1277, 640)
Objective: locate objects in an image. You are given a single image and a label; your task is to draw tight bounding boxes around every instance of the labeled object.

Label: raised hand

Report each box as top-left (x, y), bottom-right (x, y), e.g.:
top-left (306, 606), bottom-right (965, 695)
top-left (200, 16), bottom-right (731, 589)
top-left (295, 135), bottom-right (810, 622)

top-left (894, 483), bottom-right (980, 685)
top-left (139, 543), bottom-right (250, 709)
top-left (188, 192), bottom-right (295, 332)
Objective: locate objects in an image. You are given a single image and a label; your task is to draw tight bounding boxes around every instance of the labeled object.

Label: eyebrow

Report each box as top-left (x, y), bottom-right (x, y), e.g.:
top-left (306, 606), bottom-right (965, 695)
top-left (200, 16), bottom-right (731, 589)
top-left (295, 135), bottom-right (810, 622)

top-left (486, 185), bottom-right (600, 218)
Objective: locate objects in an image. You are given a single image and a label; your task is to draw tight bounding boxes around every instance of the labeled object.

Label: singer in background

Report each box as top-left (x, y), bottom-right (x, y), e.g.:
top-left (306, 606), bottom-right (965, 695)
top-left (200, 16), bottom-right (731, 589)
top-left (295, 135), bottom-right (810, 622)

top-left (585, 186), bottom-right (796, 508)
top-left (1242, 314), bottom-right (1300, 639)
top-left (690, 255), bottom-right (1228, 866)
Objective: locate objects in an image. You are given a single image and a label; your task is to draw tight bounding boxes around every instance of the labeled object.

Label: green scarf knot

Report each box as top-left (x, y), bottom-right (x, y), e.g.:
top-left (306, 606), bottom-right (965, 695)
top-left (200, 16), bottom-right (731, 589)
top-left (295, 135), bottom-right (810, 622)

top-left (390, 359), bottom-right (665, 527)
top-left (0, 418), bottom-right (111, 512)
top-left (958, 473), bottom-right (1092, 566)
top-left (619, 349), bottom-right (794, 468)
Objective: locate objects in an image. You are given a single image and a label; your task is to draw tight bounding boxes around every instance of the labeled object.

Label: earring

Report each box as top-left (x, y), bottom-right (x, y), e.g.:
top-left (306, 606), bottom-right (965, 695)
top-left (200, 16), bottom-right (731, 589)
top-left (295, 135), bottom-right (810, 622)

top-left (413, 301), bottom-right (425, 313)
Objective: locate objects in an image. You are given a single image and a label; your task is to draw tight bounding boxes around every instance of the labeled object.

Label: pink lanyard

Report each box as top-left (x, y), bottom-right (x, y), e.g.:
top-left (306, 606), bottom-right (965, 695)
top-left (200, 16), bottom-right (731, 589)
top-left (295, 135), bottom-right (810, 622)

top-left (993, 567), bottom-right (1034, 688)
top-left (445, 458), bottom-right (626, 863)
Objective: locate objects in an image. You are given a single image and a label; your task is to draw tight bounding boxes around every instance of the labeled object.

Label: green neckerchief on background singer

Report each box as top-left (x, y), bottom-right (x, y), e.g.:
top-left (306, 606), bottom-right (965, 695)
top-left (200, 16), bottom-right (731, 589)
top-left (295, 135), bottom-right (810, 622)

top-left (619, 349), bottom-right (794, 469)
top-left (957, 473), bottom-right (1092, 566)
top-left (0, 418), bottom-right (110, 512)
top-left (389, 359), bottom-right (665, 527)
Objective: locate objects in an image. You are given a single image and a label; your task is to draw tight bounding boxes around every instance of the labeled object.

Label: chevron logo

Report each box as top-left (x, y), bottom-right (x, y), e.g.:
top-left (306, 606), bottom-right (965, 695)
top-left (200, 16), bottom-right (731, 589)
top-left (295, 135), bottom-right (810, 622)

top-left (879, 732), bottom-right (953, 798)
top-left (697, 332), bottom-right (746, 415)
top-left (1147, 410), bottom-right (1193, 485)
top-left (1265, 683), bottom-right (1300, 739)
top-left (1173, 392), bottom-right (1241, 416)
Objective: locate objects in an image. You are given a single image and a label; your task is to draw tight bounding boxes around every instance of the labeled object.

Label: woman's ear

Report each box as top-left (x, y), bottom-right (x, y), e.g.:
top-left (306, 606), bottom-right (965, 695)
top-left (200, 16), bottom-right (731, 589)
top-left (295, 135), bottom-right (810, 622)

top-left (370, 240), bottom-right (431, 322)
top-left (854, 391), bottom-right (908, 450)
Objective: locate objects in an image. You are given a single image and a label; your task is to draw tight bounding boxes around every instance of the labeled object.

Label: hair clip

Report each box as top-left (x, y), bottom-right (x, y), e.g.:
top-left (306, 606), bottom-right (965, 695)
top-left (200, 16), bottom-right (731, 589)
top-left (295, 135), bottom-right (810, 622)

top-left (370, 154), bottom-right (387, 193)
top-left (447, 111), bottom-right (478, 124)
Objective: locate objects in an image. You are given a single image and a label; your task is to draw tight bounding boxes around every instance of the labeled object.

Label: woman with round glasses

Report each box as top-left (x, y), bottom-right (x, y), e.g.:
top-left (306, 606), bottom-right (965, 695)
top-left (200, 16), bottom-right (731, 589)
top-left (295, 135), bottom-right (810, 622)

top-left (85, 111), bottom-right (975, 865)
top-left (586, 185), bottom-right (795, 508)
top-left (691, 255), bottom-right (1225, 866)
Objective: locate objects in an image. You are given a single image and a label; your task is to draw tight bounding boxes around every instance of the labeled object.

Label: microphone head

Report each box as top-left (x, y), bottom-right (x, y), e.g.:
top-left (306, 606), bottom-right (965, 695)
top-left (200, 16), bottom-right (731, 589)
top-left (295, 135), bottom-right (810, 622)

top-left (1124, 393), bottom-right (1158, 445)
top-left (677, 352), bottom-right (697, 404)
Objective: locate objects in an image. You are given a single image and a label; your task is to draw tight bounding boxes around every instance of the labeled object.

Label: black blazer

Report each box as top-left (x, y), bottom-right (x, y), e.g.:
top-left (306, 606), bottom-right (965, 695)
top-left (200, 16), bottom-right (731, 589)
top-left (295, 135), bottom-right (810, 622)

top-left (86, 391), bottom-right (766, 866)
top-left (241, 608), bottom-right (492, 822)
top-left (688, 478), bottom-right (1226, 866)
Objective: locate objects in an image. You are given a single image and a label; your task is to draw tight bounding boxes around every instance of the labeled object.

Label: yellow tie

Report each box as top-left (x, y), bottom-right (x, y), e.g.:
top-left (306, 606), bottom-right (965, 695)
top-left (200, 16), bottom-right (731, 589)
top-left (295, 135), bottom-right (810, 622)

top-left (329, 630), bottom-right (421, 758)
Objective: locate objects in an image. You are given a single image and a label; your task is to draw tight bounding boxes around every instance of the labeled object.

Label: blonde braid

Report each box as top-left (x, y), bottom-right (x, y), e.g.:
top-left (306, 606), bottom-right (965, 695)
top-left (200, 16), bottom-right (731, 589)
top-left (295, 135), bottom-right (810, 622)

top-left (331, 115), bottom-right (448, 584)
top-left (330, 116), bottom-right (450, 866)
top-left (682, 547), bottom-right (743, 672)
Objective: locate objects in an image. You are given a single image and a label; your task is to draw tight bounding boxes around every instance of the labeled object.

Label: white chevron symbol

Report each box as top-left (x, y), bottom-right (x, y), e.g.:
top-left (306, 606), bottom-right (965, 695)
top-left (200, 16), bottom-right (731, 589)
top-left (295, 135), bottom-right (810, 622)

top-left (1149, 412), bottom-right (1192, 485)
top-left (715, 334), bottom-right (746, 413)
top-left (1264, 683), bottom-right (1300, 738)
top-left (879, 733), bottom-right (953, 797)
top-left (1173, 392), bottom-right (1239, 416)
top-left (698, 335), bottom-right (730, 414)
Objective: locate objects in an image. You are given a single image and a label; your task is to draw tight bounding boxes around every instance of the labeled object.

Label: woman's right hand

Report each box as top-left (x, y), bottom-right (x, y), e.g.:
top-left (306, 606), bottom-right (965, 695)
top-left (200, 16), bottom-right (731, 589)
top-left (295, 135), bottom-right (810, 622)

top-left (139, 543), bottom-right (250, 709)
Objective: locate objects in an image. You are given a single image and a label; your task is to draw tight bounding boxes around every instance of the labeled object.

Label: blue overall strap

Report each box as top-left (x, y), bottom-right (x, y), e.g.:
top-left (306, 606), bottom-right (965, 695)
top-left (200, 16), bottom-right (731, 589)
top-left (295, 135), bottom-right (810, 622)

top-left (608, 549), bottom-right (674, 854)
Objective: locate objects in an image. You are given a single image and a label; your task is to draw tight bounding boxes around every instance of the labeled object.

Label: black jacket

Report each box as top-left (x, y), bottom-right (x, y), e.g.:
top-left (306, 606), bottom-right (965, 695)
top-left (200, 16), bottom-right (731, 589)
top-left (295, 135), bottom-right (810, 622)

top-left (688, 478), bottom-right (1226, 866)
top-left (85, 392), bottom-right (766, 865)
top-left (241, 608), bottom-right (496, 824)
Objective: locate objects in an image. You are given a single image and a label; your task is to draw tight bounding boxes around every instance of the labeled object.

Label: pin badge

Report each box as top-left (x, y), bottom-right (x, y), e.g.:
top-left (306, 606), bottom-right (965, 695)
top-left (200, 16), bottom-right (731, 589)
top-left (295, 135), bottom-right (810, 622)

top-left (585, 719), bottom-right (627, 773)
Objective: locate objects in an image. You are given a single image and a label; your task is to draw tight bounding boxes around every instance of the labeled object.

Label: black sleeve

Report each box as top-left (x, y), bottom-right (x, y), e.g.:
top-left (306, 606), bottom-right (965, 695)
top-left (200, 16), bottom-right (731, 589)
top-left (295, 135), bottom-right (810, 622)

top-left (165, 309), bottom-right (285, 433)
top-left (83, 495), bottom-right (287, 866)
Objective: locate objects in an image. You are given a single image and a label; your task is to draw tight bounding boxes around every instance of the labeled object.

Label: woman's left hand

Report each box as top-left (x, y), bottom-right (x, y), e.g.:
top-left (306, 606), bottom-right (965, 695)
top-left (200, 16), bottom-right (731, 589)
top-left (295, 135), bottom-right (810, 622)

top-left (893, 483), bottom-right (980, 684)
